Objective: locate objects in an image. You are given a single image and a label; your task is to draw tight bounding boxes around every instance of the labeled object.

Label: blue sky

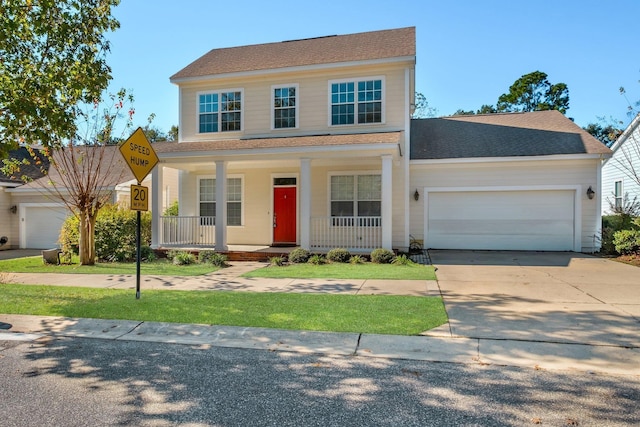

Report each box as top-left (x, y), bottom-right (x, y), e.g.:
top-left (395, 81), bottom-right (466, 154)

top-left (106, 0), bottom-right (640, 135)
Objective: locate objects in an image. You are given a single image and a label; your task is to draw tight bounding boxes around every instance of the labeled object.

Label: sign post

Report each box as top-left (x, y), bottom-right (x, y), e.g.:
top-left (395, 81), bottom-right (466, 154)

top-left (119, 128), bottom-right (159, 299)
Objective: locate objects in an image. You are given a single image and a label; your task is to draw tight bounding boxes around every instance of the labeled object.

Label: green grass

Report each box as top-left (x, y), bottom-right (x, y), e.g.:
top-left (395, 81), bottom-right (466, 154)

top-left (0, 284), bottom-right (447, 335)
top-left (0, 256), bottom-right (219, 276)
top-left (243, 262), bottom-right (437, 280)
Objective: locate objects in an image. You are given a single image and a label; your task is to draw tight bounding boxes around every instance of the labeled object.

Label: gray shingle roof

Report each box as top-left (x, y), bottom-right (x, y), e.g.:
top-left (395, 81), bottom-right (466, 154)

top-left (0, 147), bottom-right (49, 184)
top-left (171, 27), bottom-right (415, 81)
top-left (410, 110), bottom-right (612, 160)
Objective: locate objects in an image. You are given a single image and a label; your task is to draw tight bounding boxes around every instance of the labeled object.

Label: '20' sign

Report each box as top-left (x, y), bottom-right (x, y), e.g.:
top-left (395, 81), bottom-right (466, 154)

top-left (131, 185), bottom-right (148, 211)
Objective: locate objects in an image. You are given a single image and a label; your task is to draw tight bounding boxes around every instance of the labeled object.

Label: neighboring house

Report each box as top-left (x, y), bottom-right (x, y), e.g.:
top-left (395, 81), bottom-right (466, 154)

top-left (410, 111), bottom-right (611, 252)
top-left (151, 27), bottom-right (611, 253)
top-left (3, 145), bottom-right (178, 249)
top-left (601, 113), bottom-right (640, 214)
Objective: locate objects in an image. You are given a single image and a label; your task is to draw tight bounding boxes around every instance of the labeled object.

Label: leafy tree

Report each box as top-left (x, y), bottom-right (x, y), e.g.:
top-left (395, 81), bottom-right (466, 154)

top-left (168, 125), bottom-right (179, 141)
top-left (412, 92), bottom-right (438, 118)
top-left (452, 109), bottom-right (476, 116)
top-left (583, 122), bottom-right (623, 147)
top-left (0, 0), bottom-right (120, 155)
top-left (141, 125), bottom-right (167, 142)
top-left (477, 104), bottom-right (497, 114)
top-left (496, 71), bottom-right (569, 114)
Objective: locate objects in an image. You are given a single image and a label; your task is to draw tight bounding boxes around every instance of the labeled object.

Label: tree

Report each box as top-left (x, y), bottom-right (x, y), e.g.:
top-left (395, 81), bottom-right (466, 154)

top-left (496, 71), bottom-right (569, 114)
top-left (583, 122), bottom-right (623, 147)
top-left (3, 90), bottom-right (137, 265)
top-left (412, 92), bottom-right (438, 118)
top-left (0, 0), bottom-right (120, 155)
top-left (167, 125), bottom-right (179, 141)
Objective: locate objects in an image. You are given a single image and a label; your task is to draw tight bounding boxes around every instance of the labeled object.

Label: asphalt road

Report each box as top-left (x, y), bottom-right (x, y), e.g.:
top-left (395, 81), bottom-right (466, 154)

top-left (1, 337), bottom-right (639, 426)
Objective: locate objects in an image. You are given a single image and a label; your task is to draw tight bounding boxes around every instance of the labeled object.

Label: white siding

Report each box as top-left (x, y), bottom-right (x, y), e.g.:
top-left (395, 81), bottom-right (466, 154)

top-left (602, 118), bottom-right (640, 214)
top-left (410, 158), bottom-right (602, 252)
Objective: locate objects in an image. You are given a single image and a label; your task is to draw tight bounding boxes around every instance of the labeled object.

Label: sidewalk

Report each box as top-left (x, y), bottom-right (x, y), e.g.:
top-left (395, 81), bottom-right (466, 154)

top-left (2, 262), bottom-right (639, 376)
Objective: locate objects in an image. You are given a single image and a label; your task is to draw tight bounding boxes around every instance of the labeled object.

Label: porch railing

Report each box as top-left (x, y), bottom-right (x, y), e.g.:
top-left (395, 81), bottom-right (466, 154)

top-left (160, 216), bottom-right (215, 246)
top-left (310, 216), bottom-right (381, 251)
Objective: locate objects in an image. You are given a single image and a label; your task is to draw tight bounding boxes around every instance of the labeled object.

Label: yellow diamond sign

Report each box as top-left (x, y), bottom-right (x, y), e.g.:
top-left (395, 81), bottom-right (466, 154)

top-left (119, 127), bottom-right (159, 183)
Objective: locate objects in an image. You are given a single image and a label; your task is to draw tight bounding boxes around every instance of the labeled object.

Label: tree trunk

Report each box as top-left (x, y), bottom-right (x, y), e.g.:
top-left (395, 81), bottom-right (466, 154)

top-left (78, 209), bottom-right (96, 265)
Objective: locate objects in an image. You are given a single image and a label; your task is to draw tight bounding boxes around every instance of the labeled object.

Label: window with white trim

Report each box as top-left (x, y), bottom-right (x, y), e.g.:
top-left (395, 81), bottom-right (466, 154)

top-left (198, 177), bottom-right (243, 226)
top-left (614, 180), bottom-right (623, 210)
top-left (198, 90), bottom-right (242, 133)
top-left (330, 78), bottom-right (383, 126)
top-left (330, 174), bottom-right (381, 226)
top-left (273, 85), bottom-right (298, 129)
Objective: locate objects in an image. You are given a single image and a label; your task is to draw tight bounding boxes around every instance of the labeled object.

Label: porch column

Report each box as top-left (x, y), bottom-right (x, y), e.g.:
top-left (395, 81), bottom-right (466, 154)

top-left (300, 158), bottom-right (311, 250)
top-left (381, 154), bottom-right (392, 250)
top-left (215, 160), bottom-right (228, 251)
top-left (151, 165), bottom-right (163, 248)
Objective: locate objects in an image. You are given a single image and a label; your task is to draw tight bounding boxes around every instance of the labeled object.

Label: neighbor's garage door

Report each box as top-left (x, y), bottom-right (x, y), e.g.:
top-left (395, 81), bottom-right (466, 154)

top-left (24, 206), bottom-right (69, 249)
top-left (426, 190), bottom-right (575, 251)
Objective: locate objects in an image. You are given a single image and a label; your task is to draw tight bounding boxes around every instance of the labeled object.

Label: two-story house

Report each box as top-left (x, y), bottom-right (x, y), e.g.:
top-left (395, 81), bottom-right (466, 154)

top-left (152, 27), bottom-right (416, 253)
top-left (151, 26), bottom-right (610, 255)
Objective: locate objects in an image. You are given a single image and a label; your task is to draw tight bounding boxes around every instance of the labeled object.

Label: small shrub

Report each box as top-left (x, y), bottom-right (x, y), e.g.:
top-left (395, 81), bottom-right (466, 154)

top-left (140, 246), bottom-right (157, 262)
top-left (166, 249), bottom-right (180, 261)
top-left (172, 251), bottom-right (196, 265)
top-left (269, 256), bottom-right (285, 266)
top-left (392, 254), bottom-right (414, 265)
top-left (199, 250), bottom-right (228, 267)
top-left (349, 255), bottom-right (365, 264)
top-left (288, 248), bottom-right (310, 263)
top-left (370, 248), bottom-right (395, 264)
top-left (613, 229), bottom-right (640, 255)
top-left (326, 248), bottom-right (351, 263)
top-left (307, 254), bottom-right (326, 265)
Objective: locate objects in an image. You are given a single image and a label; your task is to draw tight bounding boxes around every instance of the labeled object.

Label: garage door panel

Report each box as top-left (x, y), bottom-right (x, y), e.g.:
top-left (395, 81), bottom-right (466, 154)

top-left (24, 206), bottom-right (69, 249)
top-left (427, 190), bottom-right (575, 251)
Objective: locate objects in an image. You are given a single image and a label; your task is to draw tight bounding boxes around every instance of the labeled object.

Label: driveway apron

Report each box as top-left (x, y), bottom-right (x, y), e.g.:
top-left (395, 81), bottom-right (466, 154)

top-left (429, 250), bottom-right (640, 348)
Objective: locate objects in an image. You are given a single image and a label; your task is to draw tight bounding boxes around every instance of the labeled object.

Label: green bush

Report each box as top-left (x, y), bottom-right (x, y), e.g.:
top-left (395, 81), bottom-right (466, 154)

top-left (601, 215), bottom-right (640, 255)
top-left (163, 200), bottom-right (179, 216)
top-left (199, 250), bottom-right (228, 267)
top-left (288, 248), bottom-right (310, 263)
top-left (269, 256), bottom-right (285, 266)
top-left (166, 249), bottom-right (180, 261)
top-left (59, 214), bottom-right (80, 255)
top-left (173, 251), bottom-right (196, 265)
top-left (140, 246), bottom-right (157, 262)
top-left (307, 254), bottom-right (326, 265)
top-left (392, 254), bottom-right (414, 265)
top-left (349, 255), bottom-right (365, 264)
top-left (59, 204), bottom-right (151, 262)
top-left (326, 248), bottom-right (351, 263)
top-left (613, 229), bottom-right (640, 255)
top-left (370, 248), bottom-right (395, 264)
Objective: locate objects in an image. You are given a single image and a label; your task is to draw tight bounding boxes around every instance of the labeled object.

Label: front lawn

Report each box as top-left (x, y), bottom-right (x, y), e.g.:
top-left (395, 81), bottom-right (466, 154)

top-left (243, 262), bottom-right (437, 280)
top-left (0, 284), bottom-right (447, 335)
top-left (0, 256), bottom-right (220, 276)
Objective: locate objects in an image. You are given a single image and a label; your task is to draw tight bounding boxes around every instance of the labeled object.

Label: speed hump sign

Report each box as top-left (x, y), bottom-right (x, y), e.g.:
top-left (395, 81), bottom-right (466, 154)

top-left (131, 184), bottom-right (148, 211)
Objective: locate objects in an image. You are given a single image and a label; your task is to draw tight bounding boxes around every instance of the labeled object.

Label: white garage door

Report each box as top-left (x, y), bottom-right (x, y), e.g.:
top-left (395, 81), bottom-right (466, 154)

top-left (426, 190), bottom-right (575, 251)
top-left (24, 206), bottom-right (69, 249)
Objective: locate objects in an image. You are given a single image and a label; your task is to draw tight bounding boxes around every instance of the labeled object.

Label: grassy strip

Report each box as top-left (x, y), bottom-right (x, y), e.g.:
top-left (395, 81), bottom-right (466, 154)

top-left (0, 284), bottom-right (447, 335)
top-left (243, 262), bottom-right (437, 280)
top-left (0, 256), bottom-right (219, 276)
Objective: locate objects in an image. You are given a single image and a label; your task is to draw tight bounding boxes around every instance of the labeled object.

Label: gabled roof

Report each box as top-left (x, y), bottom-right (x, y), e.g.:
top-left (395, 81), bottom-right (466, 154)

top-left (171, 27), bottom-right (415, 82)
top-left (410, 110), bottom-right (612, 160)
top-left (0, 147), bottom-right (49, 185)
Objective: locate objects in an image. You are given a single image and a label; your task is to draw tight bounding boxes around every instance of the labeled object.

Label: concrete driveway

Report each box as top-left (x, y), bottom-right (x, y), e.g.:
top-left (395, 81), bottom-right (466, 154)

top-left (429, 250), bottom-right (640, 348)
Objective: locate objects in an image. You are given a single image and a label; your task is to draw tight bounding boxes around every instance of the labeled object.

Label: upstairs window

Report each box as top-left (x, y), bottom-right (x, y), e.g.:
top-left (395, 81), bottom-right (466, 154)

top-left (273, 85), bottom-right (298, 129)
top-left (330, 78), bottom-right (383, 126)
top-left (199, 90), bottom-right (242, 133)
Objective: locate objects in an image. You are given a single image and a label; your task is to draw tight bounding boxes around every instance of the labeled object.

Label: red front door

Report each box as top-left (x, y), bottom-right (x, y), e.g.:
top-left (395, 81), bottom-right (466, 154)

top-left (273, 186), bottom-right (297, 245)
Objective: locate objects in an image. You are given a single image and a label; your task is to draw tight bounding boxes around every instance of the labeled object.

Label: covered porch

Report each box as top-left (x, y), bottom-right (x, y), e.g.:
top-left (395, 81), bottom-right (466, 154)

top-left (150, 132), bottom-right (406, 253)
